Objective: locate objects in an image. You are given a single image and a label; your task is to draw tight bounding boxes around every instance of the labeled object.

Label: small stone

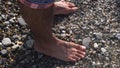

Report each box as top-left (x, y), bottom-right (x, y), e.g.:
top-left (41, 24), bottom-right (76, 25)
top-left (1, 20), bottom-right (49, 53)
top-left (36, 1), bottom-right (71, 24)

top-left (61, 34), bottom-right (66, 37)
top-left (0, 42), bottom-right (2, 46)
top-left (26, 39), bottom-right (34, 48)
top-left (9, 17), bottom-right (15, 22)
top-left (115, 33), bottom-right (120, 40)
top-left (0, 0), bottom-right (2, 4)
top-left (12, 44), bottom-right (19, 50)
top-left (0, 59), bottom-right (3, 65)
top-left (59, 26), bottom-right (65, 29)
top-left (101, 48), bottom-right (107, 53)
top-left (82, 37), bottom-right (91, 47)
top-left (94, 32), bottom-right (103, 39)
top-left (7, 1), bottom-right (12, 5)
top-left (94, 43), bottom-right (98, 48)
top-left (0, 49), bottom-right (8, 56)
top-left (2, 38), bottom-right (12, 46)
top-left (4, 21), bottom-right (10, 24)
top-left (105, 57), bottom-right (110, 61)
top-left (0, 16), bottom-right (2, 20)
top-left (17, 17), bottom-right (27, 25)
top-left (92, 61), bottom-right (96, 65)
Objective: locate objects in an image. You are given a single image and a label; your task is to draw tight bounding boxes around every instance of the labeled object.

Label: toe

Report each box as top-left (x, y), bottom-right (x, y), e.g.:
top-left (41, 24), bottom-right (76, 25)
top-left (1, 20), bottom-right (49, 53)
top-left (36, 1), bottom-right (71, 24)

top-left (76, 45), bottom-right (86, 51)
top-left (72, 55), bottom-right (81, 60)
top-left (77, 50), bottom-right (86, 55)
top-left (67, 57), bottom-right (77, 62)
top-left (76, 53), bottom-right (85, 58)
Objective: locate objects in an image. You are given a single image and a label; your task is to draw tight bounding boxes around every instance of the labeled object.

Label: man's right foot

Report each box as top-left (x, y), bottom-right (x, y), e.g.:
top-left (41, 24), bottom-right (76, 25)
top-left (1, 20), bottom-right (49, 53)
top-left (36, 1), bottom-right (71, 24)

top-left (34, 37), bottom-right (86, 62)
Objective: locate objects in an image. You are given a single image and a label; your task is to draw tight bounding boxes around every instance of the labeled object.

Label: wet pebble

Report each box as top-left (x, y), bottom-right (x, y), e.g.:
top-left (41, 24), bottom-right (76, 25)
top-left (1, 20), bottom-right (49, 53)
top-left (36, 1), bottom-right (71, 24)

top-left (25, 37), bottom-right (34, 48)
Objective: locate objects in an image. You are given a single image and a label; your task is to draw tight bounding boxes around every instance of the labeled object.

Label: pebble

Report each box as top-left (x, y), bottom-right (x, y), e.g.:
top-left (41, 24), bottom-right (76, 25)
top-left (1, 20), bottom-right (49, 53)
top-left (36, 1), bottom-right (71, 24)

top-left (7, 1), bottom-right (12, 5)
top-left (93, 32), bottom-right (103, 39)
top-left (0, 49), bottom-right (8, 56)
top-left (101, 48), bottom-right (107, 53)
top-left (12, 44), bottom-right (19, 50)
top-left (115, 33), bottom-right (120, 40)
top-left (0, 0), bottom-right (1, 4)
top-left (17, 17), bottom-right (27, 26)
top-left (94, 43), bottom-right (98, 48)
top-left (4, 21), bottom-right (10, 24)
top-left (0, 16), bottom-right (2, 20)
top-left (0, 42), bottom-right (2, 46)
top-left (2, 38), bottom-right (12, 46)
top-left (0, 59), bottom-right (3, 65)
top-left (92, 61), bottom-right (96, 65)
top-left (26, 39), bottom-right (34, 48)
top-left (82, 37), bottom-right (91, 47)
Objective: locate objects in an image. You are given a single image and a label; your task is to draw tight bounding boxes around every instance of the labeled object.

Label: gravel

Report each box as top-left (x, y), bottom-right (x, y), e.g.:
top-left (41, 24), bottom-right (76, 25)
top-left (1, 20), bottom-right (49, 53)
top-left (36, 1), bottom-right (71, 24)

top-left (0, 0), bottom-right (120, 68)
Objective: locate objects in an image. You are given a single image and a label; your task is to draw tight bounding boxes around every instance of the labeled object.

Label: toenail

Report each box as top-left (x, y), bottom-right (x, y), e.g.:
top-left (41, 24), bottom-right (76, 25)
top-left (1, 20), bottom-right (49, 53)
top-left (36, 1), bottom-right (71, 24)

top-left (81, 46), bottom-right (86, 49)
top-left (83, 52), bottom-right (86, 55)
top-left (81, 55), bottom-right (84, 58)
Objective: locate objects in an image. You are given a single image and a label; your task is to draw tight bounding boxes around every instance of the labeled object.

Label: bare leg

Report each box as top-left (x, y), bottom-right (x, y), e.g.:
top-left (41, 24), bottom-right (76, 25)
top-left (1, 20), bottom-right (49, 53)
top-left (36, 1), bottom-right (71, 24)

top-left (19, 2), bottom-right (86, 62)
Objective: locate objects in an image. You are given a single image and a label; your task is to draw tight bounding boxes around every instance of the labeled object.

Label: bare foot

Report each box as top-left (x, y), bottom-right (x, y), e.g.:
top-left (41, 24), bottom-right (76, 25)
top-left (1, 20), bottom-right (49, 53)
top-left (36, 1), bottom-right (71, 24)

top-left (34, 37), bottom-right (86, 62)
top-left (54, 1), bottom-right (78, 15)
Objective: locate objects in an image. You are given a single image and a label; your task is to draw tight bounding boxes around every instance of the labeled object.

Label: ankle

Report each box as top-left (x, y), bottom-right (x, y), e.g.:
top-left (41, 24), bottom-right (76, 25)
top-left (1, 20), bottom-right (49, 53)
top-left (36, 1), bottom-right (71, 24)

top-left (34, 36), bottom-right (58, 44)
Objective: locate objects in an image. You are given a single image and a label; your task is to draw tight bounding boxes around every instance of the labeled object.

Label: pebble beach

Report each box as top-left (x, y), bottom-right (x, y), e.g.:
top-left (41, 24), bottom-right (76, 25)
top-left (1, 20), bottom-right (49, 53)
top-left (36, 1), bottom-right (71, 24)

top-left (0, 0), bottom-right (120, 68)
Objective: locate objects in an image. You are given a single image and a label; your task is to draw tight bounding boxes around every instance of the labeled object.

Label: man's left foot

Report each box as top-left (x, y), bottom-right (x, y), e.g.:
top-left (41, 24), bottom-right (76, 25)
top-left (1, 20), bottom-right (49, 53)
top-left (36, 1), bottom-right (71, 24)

top-left (54, 1), bottom-right (78, 15)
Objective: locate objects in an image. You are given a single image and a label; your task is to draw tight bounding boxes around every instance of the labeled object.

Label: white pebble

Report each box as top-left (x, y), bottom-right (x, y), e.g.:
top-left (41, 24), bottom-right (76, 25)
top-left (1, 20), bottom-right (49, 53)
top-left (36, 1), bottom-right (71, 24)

top-left (2, 38), bottom-right (12, 46)
top-left (94, 43), bottom-right (98, 48)
top-left (0, 42), bottom-right (2, 46)
top-left (101, 48), bottom-right (107, 53)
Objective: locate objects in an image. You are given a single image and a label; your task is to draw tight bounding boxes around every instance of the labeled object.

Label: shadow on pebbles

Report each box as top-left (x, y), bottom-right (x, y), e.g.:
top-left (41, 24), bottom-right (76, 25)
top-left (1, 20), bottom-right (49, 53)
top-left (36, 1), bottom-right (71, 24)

top-left (0, 0), bottom-right (120, 68)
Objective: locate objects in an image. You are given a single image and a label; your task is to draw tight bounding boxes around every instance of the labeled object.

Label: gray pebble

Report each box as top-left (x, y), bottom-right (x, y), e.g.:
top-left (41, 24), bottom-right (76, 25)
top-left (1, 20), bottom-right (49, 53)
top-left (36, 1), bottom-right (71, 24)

top-left (1, 49), bottom-right (8, 56)
top-left (101, 48), bottom-right (107, 53)
top-left (94, 32), bottom-right (103, 39)
top-left (115, 33), bottom-right (120, 40)
top-left (0, 59), bottom-right (3, 64)
top-left (26, 37), bottom-right (34, 48)
top-left (2, 38), bottom-right (12, 46)
top-left (82, 37), bottom-right (91, 47)
top-left (17, 17), bottom-right (27, 25)
top-left (0, 16), bottom-right (2, 20)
